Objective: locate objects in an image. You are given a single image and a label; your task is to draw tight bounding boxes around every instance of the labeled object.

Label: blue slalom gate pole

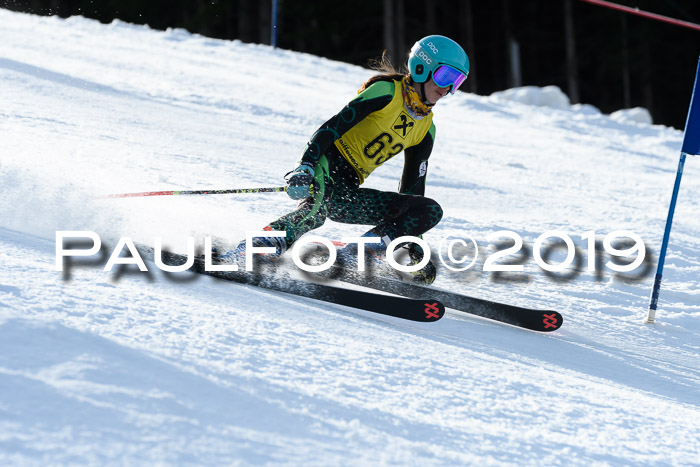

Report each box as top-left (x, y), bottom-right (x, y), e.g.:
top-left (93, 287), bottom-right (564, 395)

top-left (647, 56), bottom-right (700, 323)
top-left (271, 0), bottom-right (279, 49)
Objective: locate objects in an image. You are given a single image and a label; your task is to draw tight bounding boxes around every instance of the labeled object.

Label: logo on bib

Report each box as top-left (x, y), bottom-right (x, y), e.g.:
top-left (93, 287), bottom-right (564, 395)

top-left (392, 112), bottom-right (416, 138)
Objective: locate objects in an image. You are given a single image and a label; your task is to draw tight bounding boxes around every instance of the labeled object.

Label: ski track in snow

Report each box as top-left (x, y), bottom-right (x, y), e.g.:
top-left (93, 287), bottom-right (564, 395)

top-left (1, 10), bottom-right (699, 465)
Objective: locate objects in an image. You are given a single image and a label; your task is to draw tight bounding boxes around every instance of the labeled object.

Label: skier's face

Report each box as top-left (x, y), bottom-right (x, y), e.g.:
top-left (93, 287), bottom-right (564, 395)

top-left (423, 78), bottom-right (450, 105)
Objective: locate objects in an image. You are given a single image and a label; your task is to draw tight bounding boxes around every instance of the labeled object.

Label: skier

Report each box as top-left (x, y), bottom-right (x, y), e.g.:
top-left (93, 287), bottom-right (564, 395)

top-left (222, 35), bottom-right (470, 284)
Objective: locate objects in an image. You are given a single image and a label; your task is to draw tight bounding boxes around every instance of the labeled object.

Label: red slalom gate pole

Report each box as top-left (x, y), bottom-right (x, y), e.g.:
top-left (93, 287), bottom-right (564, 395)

top-left (578, 0), bottom-right (700, 32)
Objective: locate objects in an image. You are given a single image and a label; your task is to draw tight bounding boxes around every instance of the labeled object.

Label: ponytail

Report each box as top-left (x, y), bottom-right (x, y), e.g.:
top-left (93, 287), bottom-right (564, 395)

top-left (358, 50), bottom-right (410, 93)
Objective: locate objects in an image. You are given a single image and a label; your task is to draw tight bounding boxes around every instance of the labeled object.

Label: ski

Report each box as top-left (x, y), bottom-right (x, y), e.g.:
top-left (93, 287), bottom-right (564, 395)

top-left (313, 266), bottom-right (563, 332)
top-left (141, 247), bottom-right (445, 323)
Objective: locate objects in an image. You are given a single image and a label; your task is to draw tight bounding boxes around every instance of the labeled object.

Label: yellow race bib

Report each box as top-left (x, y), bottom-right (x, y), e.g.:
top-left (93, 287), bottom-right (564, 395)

top-left (334, 80), bottom-right (433, 183)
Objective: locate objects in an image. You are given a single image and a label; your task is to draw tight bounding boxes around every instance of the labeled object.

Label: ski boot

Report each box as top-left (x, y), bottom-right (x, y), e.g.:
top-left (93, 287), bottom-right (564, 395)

top-left (216, 236), bottom-right (287, 271)
top-left (405, 243), bottom-right (436, 285)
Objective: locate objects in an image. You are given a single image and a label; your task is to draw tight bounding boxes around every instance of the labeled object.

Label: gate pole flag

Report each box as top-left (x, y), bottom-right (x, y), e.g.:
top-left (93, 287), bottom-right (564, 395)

top-left (647, 57), bottom-right (700, 323)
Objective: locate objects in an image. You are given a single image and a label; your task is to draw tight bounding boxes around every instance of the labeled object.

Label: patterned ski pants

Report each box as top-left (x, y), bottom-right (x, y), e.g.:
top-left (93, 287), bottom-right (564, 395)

top-left (266, 150), bottom-right (443, 249)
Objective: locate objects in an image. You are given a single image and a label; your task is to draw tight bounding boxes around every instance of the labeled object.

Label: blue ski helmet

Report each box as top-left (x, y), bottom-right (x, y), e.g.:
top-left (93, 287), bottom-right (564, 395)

top-left (408, 35), bottom-right (470, 94)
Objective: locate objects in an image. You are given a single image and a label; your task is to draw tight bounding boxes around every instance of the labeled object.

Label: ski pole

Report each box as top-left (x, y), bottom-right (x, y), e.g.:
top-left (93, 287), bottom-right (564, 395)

top-left (104, 186), bottom-right (287, 199)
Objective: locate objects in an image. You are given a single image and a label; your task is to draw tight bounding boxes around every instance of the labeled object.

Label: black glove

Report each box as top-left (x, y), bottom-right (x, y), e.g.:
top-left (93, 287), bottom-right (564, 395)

top-left (285, 163), bottom-right (315, 200)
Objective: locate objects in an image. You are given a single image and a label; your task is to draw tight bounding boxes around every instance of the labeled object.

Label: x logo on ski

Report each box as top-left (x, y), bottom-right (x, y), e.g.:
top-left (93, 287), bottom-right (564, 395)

top-left (424, 302), bottom-right (441, 320)
top-left (542, 313), bottom-right (559, 329)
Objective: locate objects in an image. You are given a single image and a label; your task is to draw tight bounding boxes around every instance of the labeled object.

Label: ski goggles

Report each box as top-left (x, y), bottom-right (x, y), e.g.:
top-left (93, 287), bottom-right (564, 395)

top-left (432, 65), bottom-right (468, 94)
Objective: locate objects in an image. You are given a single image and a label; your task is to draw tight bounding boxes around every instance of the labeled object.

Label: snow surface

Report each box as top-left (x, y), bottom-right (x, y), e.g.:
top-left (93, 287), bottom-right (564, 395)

top-left (490, 85), bottom-right (573, 111)
top-left (1, 10), bottom-right (699, 466)
top-left (609, 107), bottom-right (654, 126)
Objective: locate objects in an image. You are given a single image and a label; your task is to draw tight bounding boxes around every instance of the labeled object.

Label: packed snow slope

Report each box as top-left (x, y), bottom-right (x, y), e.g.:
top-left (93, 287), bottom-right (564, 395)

top-left (1, 10), bottom-right (699, 466)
